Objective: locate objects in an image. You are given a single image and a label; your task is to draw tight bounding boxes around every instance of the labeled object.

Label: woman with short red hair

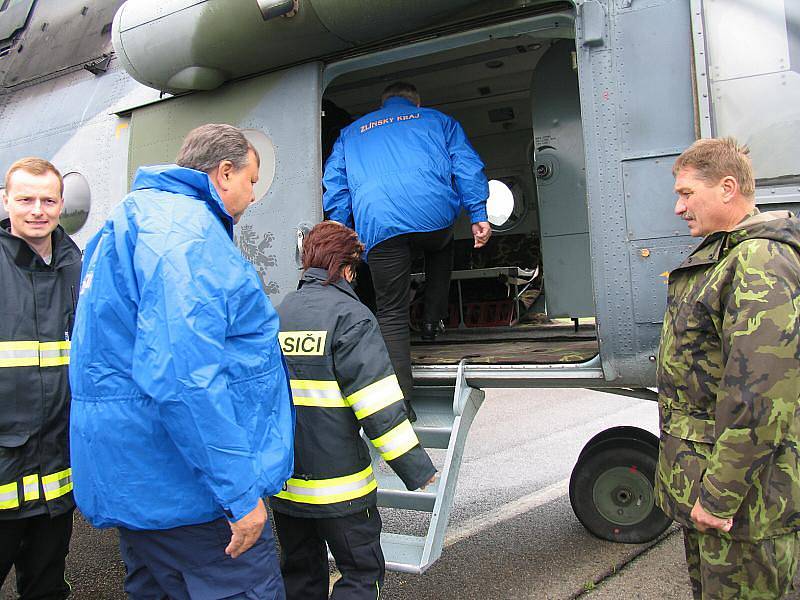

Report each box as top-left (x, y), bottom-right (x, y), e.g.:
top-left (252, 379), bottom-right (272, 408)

top-left (272, 221), bottom-right (436, 600)
top-left (299, 220), bottom-right (364, 283)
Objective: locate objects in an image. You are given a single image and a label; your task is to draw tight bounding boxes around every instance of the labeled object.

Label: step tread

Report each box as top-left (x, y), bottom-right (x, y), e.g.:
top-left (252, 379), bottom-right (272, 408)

top-left (381, 532), bottom-right (426, 571)
top-left (375, 468), bottom-right (440, 493)
top-left (374, 464), bottom-right (439, 512)
top-left (377, 487), bottom-right (437, 499)
top-left (413, 414), bottom-right (455, 428)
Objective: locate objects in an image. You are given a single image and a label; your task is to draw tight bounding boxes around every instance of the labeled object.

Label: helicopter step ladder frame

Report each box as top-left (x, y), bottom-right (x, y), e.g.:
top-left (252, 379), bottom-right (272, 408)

top-left (368, 359), bottom-right (484, 574)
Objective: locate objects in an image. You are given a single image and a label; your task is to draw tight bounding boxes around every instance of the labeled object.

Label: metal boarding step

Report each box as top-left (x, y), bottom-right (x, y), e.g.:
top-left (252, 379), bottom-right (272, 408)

top-left (372, 360), bottom-right (484, 574)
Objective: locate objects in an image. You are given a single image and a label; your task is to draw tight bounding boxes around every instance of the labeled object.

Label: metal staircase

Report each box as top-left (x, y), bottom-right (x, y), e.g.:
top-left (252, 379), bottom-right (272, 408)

top-left (370, 360), bottom-right (485, 574)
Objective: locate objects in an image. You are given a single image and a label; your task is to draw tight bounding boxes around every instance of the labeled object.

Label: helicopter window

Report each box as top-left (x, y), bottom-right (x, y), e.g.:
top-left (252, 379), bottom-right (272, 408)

top-left (61, 172), bottom-right (91, 235)
top-left (241, 129), bottom-right (277, 202)
top-left (0, 173), bottom-right (93, 234)
top-left (486, 179), bottom-right (515, 228)
top-left (486, 177), bottom-right (526, 233)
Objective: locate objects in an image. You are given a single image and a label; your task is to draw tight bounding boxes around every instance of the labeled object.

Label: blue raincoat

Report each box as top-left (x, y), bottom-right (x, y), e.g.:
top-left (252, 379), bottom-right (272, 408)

top-left (69, 165), bottom-right (294, 530)
top-left (323, 96), bottom-right (489, 257)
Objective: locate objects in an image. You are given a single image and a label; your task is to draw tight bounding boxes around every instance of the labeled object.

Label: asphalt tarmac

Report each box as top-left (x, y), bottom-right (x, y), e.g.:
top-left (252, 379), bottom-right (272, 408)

top-left (3, 388), bottom-right (796, 599)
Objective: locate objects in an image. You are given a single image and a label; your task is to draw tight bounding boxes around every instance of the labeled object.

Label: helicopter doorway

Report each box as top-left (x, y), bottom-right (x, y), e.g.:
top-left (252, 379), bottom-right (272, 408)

top-left (322, 27), bottom-right (598, 367)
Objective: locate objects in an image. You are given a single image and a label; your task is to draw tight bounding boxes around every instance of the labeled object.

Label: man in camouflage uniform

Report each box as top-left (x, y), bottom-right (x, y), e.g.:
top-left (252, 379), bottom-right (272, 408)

top-left (656, 137), bottom-right (800, 599)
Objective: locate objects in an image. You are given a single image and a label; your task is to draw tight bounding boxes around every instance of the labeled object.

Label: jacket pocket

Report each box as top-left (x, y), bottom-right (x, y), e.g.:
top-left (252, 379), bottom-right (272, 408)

top-left (0, 431), bottom-right (30, 483)
top-left (0, 360), bottom-right (24, 437)
top-left (0, 387), bottom-right (20, 437)
top-left (761, 444), bottom-right (800, 531)
top-left (662, 410), bottom-right (716, 444)
top-left (657, 431), bottom-right (712, 520)
top-left (355, 435), bottom-right (370, 464)
top-left (0, 432), bottom-right (29, 448)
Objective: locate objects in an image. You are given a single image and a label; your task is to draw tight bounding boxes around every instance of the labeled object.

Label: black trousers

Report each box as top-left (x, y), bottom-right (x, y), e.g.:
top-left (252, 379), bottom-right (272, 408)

top-left (368, 227), bottom-right (454, 400)
top-left (272, 508), bottom-right (384, 600)
top-left (0, 509), bottom-right (74, 600)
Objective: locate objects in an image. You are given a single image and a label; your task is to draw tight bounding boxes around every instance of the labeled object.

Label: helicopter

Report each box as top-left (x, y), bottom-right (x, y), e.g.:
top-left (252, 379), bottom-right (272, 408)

top-left (0, 0), bottom-right (797, 573)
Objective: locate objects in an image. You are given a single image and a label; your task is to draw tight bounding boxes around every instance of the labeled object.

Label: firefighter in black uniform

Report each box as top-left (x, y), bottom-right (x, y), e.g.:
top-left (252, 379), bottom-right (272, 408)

top-left (0, 158), bottom-right (81, 598)
top-left (273, 221), bottom-right (437, 600)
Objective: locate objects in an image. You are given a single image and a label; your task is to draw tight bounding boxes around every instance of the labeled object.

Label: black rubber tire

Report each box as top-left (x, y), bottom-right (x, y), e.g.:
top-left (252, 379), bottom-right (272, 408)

top-left (569, 437), bottom-right (672, 544)
top-left (575, 425), bottom-right (659, 464)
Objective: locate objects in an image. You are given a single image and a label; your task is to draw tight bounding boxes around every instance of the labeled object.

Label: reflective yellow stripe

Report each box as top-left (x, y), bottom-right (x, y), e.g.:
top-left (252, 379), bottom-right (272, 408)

top-left (289, 379), bottom-right (348, 408)
top-left (275, 466), bottom-right (377, 505)
top-left (0, 341), bottom-right (70, 368)
top-left (42, 468), bottom-right (73, 501)
top-left (293, 396), bottom-right (349, 408)
top-left (345, 375), bottom-right (404, 420)
top-left (23, 474), bottom-right (39, 502)
top-left (0, 341), bottom-right (39, 368)
top-left (289, 380), bottom-right (340, 390)
top-left (1, 471), bottom-right (70, 508)
top-left (371, 420), bottom-right (419, 461)
top-left (0, 341), bottom-right (39, 350)
top-left (39, 341), bottom-right (70, 367)
top-left (0, 481), bottom-right (19, 510)
top-left (281, 465), bottom-right (373, 489)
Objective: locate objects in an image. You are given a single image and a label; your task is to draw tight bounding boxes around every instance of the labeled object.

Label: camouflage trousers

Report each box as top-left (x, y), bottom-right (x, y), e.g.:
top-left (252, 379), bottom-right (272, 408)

top-left (682, 527), bottom-right (799, 599)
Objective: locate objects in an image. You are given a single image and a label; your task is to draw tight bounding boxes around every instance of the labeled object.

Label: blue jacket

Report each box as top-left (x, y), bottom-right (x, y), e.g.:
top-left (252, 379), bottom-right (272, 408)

top-left (69, 165), bottom-right (295, 530)
top-left (323, 96), bottom-right (489, 257)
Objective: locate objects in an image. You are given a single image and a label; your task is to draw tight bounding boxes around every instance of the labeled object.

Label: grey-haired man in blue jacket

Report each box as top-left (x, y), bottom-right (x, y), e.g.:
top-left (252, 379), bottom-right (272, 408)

top-left (70, 124), bottom-right (294, 599)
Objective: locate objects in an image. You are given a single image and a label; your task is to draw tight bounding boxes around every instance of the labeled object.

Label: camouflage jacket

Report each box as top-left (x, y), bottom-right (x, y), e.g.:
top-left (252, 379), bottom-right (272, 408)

top-left (655, 210), bottom-right (800, 541)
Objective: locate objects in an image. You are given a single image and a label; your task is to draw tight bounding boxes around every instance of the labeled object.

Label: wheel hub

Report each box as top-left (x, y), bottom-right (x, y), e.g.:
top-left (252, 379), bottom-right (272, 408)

top-left (592, 466), bottom-right (654, 527)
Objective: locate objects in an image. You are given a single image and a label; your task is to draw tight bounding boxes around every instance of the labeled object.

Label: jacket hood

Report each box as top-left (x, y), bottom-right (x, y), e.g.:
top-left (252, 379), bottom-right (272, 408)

top-left (686, 210), bottom-right (800, 268)
top-left (0, 218), bottom-right (81, 270)
top-left (131, 164), bottom-right (234, 238)
top-left (726, 210), bottom-right (800, 253)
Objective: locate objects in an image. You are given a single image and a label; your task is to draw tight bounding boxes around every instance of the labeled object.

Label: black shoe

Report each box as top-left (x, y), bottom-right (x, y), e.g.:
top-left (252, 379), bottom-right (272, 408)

top-left (421, 320), bottom-right (445, 342)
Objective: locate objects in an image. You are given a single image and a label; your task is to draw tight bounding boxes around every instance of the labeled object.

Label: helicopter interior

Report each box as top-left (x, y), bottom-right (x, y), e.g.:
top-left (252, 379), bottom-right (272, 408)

top-left (323, 33), bottom-right (598, 366)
